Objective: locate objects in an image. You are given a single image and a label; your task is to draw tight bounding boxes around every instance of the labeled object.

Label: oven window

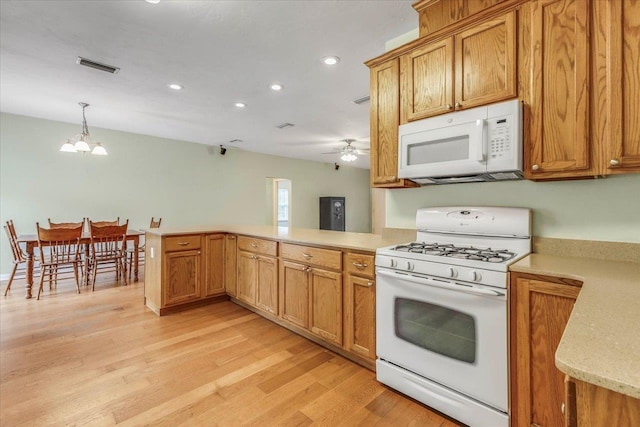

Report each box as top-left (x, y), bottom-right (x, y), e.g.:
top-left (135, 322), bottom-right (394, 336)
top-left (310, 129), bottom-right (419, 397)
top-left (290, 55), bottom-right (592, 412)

top-left (407, 136), bottom-right (470, 165)
top-left (394, 298), bottom-right (476, 363)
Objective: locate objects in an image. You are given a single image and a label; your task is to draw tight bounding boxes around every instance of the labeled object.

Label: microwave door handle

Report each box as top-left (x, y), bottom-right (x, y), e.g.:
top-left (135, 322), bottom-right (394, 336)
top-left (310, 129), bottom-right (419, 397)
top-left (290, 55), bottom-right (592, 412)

top-left (376, 269), bottom-right (504, 297)
top-left (476, 119), bottom-right (487, 162)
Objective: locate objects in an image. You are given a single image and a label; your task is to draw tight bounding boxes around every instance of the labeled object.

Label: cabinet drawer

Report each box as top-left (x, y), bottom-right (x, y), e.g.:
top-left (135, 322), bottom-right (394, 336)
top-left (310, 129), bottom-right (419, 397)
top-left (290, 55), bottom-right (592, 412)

top-left (164, 235), bottom-right (202, 252)
top-left (281, 243), bottom-right (341, 271)
top-left (237, 236), bottom-right (277, 257)
top-left (345, 252), bottom-right (375, 278)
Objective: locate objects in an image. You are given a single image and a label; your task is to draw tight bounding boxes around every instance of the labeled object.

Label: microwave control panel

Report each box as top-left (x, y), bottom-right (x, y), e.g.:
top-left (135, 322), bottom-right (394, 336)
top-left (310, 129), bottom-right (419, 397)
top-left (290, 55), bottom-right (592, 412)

top-left (487, 117), bottom-right (513, 159)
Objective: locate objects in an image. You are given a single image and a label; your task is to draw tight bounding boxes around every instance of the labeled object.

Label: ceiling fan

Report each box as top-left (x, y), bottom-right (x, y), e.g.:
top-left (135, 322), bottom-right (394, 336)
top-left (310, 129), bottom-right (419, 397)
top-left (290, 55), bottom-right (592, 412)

top-left (322, 139), bottom-right (370, 162)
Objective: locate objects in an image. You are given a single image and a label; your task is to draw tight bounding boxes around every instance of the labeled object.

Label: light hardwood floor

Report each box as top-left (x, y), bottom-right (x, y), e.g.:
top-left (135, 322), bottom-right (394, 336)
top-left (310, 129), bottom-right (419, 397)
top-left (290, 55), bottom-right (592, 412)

top-left (1, 277), bottom-right (462, 426)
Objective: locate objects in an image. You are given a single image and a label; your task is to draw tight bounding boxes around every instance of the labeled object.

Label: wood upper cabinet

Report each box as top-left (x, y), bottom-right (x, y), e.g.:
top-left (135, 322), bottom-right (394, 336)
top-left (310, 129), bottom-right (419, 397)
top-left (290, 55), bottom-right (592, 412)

top-left (370, 59), bottom-right (418, 188)
top-left (164, 248), bottom-right (201, 306)
top-left (204, 234), bottom-right (225, 297)
top-left (510, 273), bottom-right (582, 427)
top-left (309, 267), bottom-right (342, 346)
top-left (401, 38), bottom-right (454, 122)
top-left (597, 0), bottom-right (640, 174)
top-left (401, 11), bottom-right (516, 122)
top-left (454, 11), bottom-right (517, 110)
top-left (414, 0), bottom-right (507, 37)
top-left (524, 0), bottom-right (594, 179)
top-left (224, 234), bottom-right (237, 296)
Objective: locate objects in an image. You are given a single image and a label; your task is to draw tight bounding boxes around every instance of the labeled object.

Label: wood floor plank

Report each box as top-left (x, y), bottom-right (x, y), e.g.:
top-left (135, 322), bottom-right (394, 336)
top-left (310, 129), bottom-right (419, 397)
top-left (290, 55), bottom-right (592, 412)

top-left (0, 277), bottom-right (462, 426)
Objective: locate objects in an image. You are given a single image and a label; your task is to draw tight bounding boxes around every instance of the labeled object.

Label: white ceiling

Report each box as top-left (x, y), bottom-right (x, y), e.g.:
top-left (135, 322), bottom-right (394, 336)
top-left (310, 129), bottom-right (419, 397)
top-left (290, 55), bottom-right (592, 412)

top-left (0, 0), bottom-right (417, 169)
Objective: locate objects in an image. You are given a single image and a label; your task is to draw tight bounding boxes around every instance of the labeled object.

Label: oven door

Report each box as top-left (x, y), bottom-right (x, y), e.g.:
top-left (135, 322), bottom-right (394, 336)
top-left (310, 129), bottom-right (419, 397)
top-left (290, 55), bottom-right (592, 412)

top-left (376, 268), bottom-right (507, 411)
top-left (398, 118), bottom-right (487, 179)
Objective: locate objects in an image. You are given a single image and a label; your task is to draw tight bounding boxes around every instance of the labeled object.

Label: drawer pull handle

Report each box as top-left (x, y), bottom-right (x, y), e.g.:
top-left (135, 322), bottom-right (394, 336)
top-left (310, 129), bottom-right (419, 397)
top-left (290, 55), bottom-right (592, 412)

top-left (302, 253), bottom-right (313, 258)
top-left (352, 262), bottom-right (368, 269)
top-left (177, 242), bottom-right (190, 246)
top-left (251, 243), bottom-right (258, 248)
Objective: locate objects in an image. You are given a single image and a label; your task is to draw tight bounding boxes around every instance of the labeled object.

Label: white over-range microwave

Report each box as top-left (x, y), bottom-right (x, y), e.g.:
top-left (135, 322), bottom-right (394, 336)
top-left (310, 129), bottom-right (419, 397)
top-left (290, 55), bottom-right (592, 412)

top-left (398, 99), bottom-right (523, 184)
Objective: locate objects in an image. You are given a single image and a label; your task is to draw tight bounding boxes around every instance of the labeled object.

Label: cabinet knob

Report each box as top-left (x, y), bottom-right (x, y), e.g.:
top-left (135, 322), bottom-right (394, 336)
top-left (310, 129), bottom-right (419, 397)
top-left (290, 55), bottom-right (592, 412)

top-left (228, 235), bottom-right (236, 240)
top-left (532, 164), bottom-right (540, 171)
top-left (454, 102), bottom-right (461, 109)
top-left (364, 281), bottom-right (374, 288)
top-left (610, 159), bottom-right (620, 166)
top-left (446, 104), bottom-right (453, 110)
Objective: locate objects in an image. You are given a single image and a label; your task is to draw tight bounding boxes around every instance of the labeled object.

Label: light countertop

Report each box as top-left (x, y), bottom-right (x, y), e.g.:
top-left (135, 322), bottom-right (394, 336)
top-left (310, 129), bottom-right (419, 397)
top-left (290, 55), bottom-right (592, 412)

top-left (142, 224), bottom-right (412, 252)
top-left (511, 254), bottom-right (640, 398)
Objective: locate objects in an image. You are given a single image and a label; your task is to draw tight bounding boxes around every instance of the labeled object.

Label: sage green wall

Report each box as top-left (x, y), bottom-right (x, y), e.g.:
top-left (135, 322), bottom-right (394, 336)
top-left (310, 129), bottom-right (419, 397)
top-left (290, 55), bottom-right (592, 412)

top-left (385, 175), bottom-right (640, 243)
top-left (0, 113), bottom-right (371, 275)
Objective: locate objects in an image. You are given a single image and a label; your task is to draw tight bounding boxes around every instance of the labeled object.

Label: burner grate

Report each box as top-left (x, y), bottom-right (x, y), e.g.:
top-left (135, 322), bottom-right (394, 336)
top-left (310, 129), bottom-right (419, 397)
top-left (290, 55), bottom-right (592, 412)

top-left (391, 242), bottom-right (516, 263)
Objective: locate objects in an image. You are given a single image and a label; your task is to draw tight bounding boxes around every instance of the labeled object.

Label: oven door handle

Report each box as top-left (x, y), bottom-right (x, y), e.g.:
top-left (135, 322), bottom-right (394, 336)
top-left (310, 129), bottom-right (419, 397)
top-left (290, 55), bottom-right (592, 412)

top-left (376, 269), bottom-right (505, 297)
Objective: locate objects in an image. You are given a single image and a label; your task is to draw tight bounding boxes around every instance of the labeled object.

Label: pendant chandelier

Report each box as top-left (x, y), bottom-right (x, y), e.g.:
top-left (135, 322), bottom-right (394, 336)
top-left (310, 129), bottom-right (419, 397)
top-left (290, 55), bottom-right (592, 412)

top-left (60, 102), bottom-right (108, 155)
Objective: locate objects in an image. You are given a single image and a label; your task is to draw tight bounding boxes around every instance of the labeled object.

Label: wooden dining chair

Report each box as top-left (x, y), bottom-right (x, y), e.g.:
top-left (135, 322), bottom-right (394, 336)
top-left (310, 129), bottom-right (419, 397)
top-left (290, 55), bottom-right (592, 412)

top-left (35, 223), bottom-right (83, 300)
top-left (3, 222), bottom-right (29, 296)
top-left (48, 218), bottom-right (86, 230)
top-left (127, 217), bottom-right (161, 279)
top-left (90, 217), bottom-right (120, 227)
top-left (88, 220), bottom-right (128, 290)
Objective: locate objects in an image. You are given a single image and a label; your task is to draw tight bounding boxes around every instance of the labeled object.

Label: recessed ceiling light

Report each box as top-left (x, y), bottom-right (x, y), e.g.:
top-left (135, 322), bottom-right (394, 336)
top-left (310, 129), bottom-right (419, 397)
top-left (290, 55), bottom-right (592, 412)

top-left (168, 83), bottom-right (183, 90)
top-left (270, 83), bottom-right (283, 91)
top-left (145, 0), bottom-right (160, 4)
top-left (234, 102), bottom-right (246, 108)
top-left (322, 56), bottom-right (340, 65)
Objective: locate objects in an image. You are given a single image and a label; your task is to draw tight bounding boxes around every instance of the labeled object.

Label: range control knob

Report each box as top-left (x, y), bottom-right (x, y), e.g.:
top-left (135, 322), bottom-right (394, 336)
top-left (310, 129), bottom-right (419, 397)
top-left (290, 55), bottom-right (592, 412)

top-left (406, 261), bottom-right (414, 271)
top-left (447, 267), bottom-right (458, 278)
top-left (469, 271), bottom-right (482, 282)
top-left (389, 259), bottom-right (397, 268)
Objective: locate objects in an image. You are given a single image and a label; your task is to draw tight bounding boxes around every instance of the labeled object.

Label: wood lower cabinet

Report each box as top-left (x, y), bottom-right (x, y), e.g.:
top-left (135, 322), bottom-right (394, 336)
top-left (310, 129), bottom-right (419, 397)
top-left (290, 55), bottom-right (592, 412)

top-left (236, 237), bottom-right (278, 315)
top-left (280, 244), bottom-right (343, 346)
top-left (309, 268), bottom-right (342, 345)
top-left (164, 248), bottom-right (201, 306)
top-left (224, 234), bottom-right (237, 296)
top-left (344, 252), bottom-right (376, 361)
top-left (510, 272), bottom-right (582, 427)
top-left (204, 234), bottom-right (225, 297)
top-left (280, 260), bottom-right (309, 328)
top-left (568, 377), bottom-right (640, 426)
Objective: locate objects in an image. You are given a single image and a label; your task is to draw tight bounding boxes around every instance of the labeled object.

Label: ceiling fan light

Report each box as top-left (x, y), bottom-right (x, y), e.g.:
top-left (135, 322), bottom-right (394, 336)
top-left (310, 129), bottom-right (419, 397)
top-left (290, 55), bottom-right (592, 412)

top-left (92, 142), bottom-right (108, 155)
top-left (60, 139), bottom-right (77, 152)
top-left (341, 152), bottom-right (357, 162)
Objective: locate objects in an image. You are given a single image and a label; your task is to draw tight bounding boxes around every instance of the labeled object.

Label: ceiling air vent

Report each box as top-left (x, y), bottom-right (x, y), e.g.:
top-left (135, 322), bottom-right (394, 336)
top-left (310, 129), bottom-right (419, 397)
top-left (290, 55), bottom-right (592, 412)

top-left (229, 139), bottom-right (243, 143)
top-left (76, 57), bottom-right (120, 74)
top-left (276, 123), bottom-right (295, 129)
top-left (353, 95), bottom-right (370, 105)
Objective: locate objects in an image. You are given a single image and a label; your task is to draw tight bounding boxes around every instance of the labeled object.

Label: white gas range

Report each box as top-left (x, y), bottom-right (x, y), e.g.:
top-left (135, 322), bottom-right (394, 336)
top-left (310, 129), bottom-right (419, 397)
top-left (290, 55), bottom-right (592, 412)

top-left (375, 206), bottom-right (531, 427)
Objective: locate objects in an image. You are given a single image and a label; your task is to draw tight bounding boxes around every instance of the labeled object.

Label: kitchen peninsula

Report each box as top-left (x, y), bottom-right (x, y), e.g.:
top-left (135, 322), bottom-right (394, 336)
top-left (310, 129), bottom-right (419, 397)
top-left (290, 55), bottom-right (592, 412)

top-left (143, 225), bottom-right (411, 369)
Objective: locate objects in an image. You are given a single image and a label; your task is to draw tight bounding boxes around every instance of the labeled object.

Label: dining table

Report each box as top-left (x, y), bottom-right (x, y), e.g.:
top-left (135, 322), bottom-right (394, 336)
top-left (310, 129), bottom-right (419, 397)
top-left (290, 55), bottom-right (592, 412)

top-left (17, 230), bottom-right (144, 299)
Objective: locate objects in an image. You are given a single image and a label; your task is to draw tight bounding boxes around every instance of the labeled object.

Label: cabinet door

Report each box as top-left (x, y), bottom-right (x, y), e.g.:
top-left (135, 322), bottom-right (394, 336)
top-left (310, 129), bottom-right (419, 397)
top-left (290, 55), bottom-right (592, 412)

top-left (256, 255), bottom-right (278, 315)
top-left (454, 10), bottom-right (516, 110)
top-left (370, 59), bottom-right (418, 188)
top-left (204, 234), bottom-right (225, 297)
top-left (511, 276), bottom-right (581, 427)
top-left (164, 249), bottom-right (201, 306)
top-left (279, 260), bottom-right (309, 328)
top-left (237, 250), bottom-right (256, 306)
top-left (224, 234), bottom-right (237, 296)
top-left (400, 37), bottom-right (454, 122)
top-left (344, 275), bottom-right (376, 360)
top-left (599, 0), bottom-right (640, 174)
top-left (309, 268), bottom-right (342, 345)
top-left (526, 0), bottom-right (594, 179)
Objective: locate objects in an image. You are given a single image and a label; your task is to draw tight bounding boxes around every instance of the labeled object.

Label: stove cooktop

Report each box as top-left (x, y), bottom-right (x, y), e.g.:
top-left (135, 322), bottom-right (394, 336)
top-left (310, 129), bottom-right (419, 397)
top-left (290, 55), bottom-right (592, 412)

top-left (390, 242), bottom-right (517, 264)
